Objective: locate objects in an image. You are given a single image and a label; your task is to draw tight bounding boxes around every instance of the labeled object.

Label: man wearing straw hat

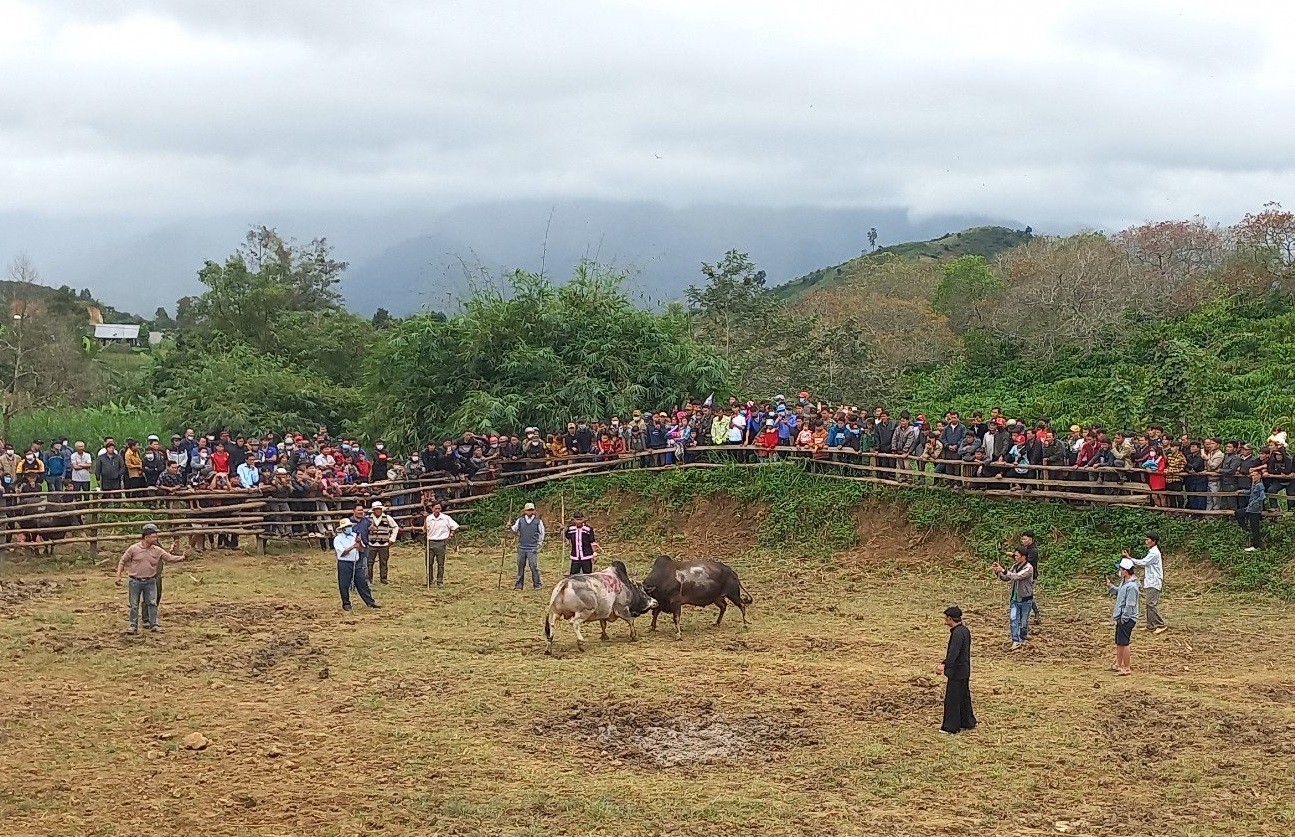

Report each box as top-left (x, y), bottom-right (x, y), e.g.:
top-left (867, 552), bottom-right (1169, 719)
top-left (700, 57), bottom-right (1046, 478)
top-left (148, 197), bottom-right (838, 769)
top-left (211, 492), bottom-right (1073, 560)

top-left (509, 502), bottom-right (545, 590)
top-left (334, 516), bottom-right (380, 612)
top-left (114, 523), bottom-right (187, 635)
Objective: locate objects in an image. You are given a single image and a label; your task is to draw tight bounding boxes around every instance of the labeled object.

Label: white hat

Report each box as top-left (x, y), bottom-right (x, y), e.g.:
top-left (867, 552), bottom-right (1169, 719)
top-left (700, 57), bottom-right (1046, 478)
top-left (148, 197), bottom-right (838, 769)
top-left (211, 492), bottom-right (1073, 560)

top-left (146, 434), bottom-right (159, 441)
top-left (275, 467), bottom-right (288, 474)
top-left (337, 518), bottom-right (355, 530)
top-left (371, 500), bottom-right (385, 508)
top-left (765, 418), bottom-right (775, 426)
top-left (1118, 557), bottom-right (1135, 572)
top-left (523, 502), bottom-right (536, 511)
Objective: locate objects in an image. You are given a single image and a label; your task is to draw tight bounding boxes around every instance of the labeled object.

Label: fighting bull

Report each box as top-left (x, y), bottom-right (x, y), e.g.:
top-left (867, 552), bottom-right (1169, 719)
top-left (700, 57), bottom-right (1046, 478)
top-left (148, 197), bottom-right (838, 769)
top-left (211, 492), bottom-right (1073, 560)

top-left (642, 555), bottom-right (753, 639)
top-left (544, 560), bottom-right (657, 654)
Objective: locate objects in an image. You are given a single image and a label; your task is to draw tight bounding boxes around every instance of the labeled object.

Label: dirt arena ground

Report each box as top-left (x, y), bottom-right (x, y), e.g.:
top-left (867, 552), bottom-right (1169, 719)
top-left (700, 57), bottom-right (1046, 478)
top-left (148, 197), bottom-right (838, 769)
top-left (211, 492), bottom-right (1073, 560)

top-left (2, 524), bottom-right (1294, 836)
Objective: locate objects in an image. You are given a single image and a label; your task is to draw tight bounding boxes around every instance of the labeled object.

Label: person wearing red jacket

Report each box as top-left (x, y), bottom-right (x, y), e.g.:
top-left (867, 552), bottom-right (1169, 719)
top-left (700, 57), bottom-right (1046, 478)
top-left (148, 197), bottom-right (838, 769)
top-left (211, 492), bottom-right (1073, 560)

top-left (756, 418), bottom-right (780, 462)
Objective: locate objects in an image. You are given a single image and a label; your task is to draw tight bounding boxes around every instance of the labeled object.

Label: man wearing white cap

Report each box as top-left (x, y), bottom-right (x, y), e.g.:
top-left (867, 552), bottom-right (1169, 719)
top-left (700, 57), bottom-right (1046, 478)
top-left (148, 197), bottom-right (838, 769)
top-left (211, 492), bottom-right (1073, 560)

top-left (334, 517), bottom-right (380, 612)
top-left (1106, 556), bottom-right (1140, 675)
top-left (509, 502), bottom-right (545, 590)
top-left (365, 501), bottom-right (401, 584)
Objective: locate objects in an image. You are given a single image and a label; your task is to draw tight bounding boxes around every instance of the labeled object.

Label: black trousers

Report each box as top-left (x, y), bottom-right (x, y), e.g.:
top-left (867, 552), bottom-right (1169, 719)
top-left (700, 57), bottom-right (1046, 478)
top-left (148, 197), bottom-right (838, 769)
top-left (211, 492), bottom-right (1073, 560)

top-left (1237, 510), bottom-right (1262, 548)
top-left (941, 677), bottom-right (976, 733)
top-left (570, 559), bottom-right (593, 574)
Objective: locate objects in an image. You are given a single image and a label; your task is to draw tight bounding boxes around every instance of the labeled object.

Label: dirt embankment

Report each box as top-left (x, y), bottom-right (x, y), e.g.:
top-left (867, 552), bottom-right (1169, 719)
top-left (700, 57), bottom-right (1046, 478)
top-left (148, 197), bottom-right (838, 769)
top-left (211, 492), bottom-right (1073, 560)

top-left (530, 490), bottom-right (968, 565)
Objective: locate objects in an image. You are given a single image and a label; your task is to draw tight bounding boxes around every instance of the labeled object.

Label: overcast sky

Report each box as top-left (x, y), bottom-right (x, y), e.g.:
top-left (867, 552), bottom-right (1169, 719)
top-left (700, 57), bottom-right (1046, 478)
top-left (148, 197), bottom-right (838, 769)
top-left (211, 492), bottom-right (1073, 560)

top-left (2, 0), bottom-right (1292, 231)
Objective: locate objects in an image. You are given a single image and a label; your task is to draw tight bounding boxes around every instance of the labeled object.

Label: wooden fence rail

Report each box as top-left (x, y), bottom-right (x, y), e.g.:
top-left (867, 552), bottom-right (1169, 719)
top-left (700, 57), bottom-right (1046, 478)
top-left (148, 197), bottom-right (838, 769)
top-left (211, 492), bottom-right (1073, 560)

top-left (0, 444), bottom-right (1283, 563)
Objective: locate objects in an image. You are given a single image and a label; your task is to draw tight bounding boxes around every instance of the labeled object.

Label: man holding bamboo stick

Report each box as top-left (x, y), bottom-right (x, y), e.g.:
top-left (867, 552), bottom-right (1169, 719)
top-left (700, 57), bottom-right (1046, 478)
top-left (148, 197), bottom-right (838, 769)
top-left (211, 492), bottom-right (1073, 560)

top-left (114, 523), bottom-right (186, 635)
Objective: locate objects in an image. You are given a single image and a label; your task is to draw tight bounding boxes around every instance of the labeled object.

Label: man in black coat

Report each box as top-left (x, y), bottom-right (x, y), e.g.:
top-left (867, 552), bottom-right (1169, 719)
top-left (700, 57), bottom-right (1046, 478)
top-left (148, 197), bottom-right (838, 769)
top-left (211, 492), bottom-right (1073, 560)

top-left (936, 605), bottom-right (976, 735)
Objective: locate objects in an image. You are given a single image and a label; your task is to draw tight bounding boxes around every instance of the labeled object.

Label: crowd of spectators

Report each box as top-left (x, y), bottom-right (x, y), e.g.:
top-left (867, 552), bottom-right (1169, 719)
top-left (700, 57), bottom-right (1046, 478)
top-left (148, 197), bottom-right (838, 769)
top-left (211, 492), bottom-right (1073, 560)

top-left (2, 392), bottom-right (1287, 549)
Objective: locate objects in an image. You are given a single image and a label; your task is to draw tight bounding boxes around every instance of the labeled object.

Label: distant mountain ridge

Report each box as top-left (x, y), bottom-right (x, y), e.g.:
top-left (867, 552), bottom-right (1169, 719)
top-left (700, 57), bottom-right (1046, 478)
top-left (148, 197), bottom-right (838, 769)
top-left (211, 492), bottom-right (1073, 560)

top-left (0, 204), bottom-right (1030, 316)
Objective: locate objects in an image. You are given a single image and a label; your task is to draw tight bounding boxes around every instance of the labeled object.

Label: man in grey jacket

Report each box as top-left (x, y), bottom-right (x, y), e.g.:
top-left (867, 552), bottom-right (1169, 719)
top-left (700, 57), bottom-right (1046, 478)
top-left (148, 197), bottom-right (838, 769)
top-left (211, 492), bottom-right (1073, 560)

top-left (94, 441), bottom-right (127, 492)
top-left (509, 502), bottom-right (545, 590)
top-left (992, 547), bottom-right (1035, 650)
top-left (1107, 557), bottom-right (1140, 675)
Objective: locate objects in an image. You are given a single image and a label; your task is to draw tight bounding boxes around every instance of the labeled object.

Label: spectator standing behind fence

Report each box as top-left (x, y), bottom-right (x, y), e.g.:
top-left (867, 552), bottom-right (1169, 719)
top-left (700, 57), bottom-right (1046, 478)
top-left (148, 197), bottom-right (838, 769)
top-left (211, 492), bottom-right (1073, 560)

top-left (95, 441), bottom-right (126, 492)
top-left (43, 440), bottom-right (66, 492)
top-left (115, 523), bottom-right (187, 634)
top-left (510, 502), bottom-right (545, 590)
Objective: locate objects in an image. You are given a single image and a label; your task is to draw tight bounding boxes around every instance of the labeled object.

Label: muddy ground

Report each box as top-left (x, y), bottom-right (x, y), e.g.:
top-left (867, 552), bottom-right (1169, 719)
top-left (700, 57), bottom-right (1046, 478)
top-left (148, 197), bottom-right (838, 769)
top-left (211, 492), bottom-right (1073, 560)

top-left (1, 508), bottom-right (1293, 836)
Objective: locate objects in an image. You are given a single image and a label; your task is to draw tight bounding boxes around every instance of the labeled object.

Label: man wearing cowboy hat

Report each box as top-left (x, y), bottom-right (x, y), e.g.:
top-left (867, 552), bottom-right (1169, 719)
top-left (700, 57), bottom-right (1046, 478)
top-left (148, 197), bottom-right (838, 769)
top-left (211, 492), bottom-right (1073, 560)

top-left (365, 501), bottom-right (401, 584)
top-left (114, 523), bottom-right (187, 635)
top-left (335, 517), bottom-right (380, 612)
top-left (509, 502), bottom-right (545, 590)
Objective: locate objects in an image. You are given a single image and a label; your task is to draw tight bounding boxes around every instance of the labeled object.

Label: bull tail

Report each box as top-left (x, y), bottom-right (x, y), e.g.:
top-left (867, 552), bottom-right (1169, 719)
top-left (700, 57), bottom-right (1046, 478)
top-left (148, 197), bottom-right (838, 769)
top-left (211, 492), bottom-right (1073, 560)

top-left (739, 584), bottom-right (754, 605)
top-left (544, 579), bottom-right (568, 644)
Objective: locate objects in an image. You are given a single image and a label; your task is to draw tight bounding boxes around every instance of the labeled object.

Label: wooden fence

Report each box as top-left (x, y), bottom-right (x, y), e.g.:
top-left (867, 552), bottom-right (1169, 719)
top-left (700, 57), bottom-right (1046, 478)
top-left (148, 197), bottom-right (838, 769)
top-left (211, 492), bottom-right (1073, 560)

top-left (0, 445), bottom-right (1282, 562)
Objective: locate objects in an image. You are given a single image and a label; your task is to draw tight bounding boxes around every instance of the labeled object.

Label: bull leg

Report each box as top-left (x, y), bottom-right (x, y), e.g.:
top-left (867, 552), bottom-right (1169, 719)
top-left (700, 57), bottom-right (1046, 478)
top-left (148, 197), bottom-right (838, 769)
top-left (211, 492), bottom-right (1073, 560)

top-left (614, 605), bottom-right (637, 642)
top-left (673, 608), bottom-right (682, 640)
top-left (715, 599), bottom-right (728, 626)
top-left (649, 607), bottom-right (660, 631)
top-left (728, 592), bottom-right (749, 628)
top-left (599, 619), bottom-right (610, 641)
top-left (544, 610), bottom-right (557, 655)
top-left (571, 616), bottom-right (586, 651)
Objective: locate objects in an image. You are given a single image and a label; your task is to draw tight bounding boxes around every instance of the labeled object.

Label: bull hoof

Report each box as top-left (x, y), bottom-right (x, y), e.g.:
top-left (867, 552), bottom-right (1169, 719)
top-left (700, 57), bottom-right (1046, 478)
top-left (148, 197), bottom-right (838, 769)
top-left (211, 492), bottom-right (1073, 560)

top-left (576, 642), bottom-right (585, 652)
top-left (600, 635), bottom-right (609, 642)
top-left (628, 634), bottom-right (637, 643)
top-left (545, 646), bottom-right (553, 656)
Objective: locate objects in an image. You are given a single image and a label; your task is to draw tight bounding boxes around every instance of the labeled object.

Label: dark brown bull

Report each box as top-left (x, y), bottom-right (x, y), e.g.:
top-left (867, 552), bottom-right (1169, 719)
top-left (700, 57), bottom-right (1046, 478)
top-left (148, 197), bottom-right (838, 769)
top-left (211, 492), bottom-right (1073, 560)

top-left (642, 554), bottom-right (753, 639)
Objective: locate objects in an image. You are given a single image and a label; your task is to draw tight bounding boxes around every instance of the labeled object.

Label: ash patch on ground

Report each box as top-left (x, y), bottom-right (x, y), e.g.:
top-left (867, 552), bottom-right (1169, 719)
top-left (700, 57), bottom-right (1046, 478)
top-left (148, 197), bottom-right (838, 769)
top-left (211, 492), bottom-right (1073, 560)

top-left (542, 702), bottom-right (813, 767)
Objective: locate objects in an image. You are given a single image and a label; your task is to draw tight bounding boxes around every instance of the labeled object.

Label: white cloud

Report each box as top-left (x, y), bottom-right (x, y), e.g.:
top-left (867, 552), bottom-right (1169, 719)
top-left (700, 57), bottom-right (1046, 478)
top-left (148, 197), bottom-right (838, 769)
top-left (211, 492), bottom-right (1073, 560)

top-left (1, 0), bottom-right (1293, 229)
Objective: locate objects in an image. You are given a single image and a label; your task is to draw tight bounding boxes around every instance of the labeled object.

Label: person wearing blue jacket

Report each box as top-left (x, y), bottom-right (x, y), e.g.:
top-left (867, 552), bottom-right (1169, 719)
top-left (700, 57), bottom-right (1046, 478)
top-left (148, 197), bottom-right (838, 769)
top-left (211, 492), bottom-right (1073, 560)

top-left (1240, 465), bottom-right (1266, 552)
top-left (43, 441), bottom-right (68, 492)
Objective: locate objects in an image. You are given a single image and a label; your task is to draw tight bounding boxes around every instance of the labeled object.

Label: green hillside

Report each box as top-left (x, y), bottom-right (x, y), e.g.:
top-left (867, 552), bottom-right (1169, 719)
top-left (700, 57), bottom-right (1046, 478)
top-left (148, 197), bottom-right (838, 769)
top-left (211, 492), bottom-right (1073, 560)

top-left (773, 225), bottom-right (1032, 300)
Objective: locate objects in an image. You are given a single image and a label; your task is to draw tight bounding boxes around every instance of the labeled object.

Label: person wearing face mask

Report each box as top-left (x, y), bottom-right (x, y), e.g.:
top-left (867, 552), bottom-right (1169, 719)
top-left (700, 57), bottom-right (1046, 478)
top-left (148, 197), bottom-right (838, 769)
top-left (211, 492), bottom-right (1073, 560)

top-left (0, 443), bottom-right (18, 486)
top-left (17, 447), bottom-right (44, 491)
top-left (371, 439), bottom-right (390, 482)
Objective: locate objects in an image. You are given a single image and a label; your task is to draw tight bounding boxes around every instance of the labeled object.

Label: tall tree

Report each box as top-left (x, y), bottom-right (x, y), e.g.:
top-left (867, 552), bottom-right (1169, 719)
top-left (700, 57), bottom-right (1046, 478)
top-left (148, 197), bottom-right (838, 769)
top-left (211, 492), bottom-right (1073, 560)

top-left (932, 255), bottom-right (1005, 332)
top-left (685, 250), bottom-right (772, 355)
top-left (363, 265), bottom-right (729, 447)
top-left (0, 258), bottom-right (100, 438)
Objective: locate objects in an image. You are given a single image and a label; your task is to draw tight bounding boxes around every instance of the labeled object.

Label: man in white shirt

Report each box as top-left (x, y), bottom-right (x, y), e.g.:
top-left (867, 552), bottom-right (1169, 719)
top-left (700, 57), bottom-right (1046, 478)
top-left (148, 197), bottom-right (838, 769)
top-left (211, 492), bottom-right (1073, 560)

top-left (1126, 532), bottom-right (1166, 634)
top-left (333, 517), bottom-right (379, 612)
top-left (423, 502), bottom-right (459, 588)
top-left (69, 441), bottom-right (93, 499)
